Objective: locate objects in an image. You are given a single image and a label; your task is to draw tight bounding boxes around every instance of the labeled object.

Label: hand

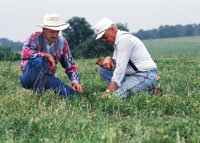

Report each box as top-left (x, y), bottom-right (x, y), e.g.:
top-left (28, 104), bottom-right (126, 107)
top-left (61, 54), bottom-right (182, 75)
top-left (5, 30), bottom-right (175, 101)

top-left (103, 56), bottom-right (114, 70)
top-left (108, 81), bottom-right (117, 92)
top-left (72, 83), bottom-right (83, 93)
top-left (100, 91), bottom-right (112, 99)
top-left (44, 53), bottom-right (56, 72)
top-left (48, 56), bottom-right (56, 72)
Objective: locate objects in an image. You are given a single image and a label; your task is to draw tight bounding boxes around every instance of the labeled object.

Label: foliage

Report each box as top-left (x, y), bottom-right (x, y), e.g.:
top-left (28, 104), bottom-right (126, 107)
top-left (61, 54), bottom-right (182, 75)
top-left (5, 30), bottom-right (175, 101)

top-left (0, 38), bottom-right (23, 51)
top-left (72, 36), bottom-right (113, 58)
top-left (0, 46), bottom-right (21, 61)
top-left (0, 36), bottom-right (200, 142)
top-left (134, 24), bottom-right (200, 40)
top-left (116, 23), bottom-right (129, 32)
top-left (62, 17), bottom-right (94, 54)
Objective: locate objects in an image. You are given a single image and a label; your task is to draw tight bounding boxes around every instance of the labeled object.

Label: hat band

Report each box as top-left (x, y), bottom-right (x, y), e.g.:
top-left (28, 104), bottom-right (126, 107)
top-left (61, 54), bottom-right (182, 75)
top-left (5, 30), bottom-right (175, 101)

top-left (43, 23), bottom-right (67, 27)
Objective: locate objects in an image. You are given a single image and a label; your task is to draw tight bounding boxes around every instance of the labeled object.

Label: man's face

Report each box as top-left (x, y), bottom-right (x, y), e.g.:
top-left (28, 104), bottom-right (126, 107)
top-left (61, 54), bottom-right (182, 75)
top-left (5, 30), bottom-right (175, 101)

top-left (102, 28), bottom-right (115, 45)
top-left (43, 28), bottom-right (60, 44)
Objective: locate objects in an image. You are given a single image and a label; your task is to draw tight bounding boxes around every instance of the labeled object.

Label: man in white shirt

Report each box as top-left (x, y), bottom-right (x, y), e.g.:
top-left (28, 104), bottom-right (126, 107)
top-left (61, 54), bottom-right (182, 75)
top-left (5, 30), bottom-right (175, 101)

top-left (94, 18), bottom-right (159, 98)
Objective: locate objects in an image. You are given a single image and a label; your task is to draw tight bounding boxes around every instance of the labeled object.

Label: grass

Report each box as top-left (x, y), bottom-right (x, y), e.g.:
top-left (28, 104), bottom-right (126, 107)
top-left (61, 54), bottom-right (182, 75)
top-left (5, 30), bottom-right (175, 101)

top-left (0, 36), bottom-right (200, 142)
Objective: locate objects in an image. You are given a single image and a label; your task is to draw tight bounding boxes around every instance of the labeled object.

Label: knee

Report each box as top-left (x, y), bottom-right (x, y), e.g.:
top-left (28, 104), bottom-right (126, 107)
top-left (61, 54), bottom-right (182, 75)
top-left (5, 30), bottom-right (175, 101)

top-left (30, 57), bottom-right (48, 73)
top-left (99, 66), bottom-right (107, 77)
top-left (31, 57), bottom-right (45, 67)
top-left (98, 66), bottom-right (103, 76)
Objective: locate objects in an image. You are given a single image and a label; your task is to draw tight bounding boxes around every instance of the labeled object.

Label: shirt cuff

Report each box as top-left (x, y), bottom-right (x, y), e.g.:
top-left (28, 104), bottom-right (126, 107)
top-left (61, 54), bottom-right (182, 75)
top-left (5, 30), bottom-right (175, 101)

top-left (71, 80), bottom-right (79, 85)
top-left (38, 52), bottom-right (45, 57)
top-left (111, 78), bottom-right (121, 87)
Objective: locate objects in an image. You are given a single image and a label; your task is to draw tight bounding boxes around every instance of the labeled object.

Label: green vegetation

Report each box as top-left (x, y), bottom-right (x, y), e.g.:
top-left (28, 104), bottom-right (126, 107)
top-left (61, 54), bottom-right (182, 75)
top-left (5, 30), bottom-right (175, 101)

top-left (0, 47), bottom-right (21, 61)
top-left (0, 36), bottom-right (200, 142)
top-left (144, 36), bottom-right (200, 57)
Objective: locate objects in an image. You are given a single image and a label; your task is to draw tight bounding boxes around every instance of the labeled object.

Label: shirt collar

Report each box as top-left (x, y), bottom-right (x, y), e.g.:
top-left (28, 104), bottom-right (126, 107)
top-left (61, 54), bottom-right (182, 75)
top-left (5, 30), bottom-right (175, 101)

top-left (114, 30), bottom-right (129, 46)
top-left (42, 32), bottom-right (56, 46)
top-left (114, 30), bottom-right (121, 46)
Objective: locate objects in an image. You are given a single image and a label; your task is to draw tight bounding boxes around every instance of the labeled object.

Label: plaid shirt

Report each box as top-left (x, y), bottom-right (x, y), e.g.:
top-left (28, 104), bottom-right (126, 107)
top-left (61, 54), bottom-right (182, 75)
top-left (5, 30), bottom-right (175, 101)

top-left (20, 31), bottom-right (79, 84)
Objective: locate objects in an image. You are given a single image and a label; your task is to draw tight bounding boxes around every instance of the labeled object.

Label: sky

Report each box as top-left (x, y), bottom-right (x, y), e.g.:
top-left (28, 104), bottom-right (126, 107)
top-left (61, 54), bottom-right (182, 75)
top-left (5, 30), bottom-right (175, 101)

top-left (1, 0), bottom-right (200, 42)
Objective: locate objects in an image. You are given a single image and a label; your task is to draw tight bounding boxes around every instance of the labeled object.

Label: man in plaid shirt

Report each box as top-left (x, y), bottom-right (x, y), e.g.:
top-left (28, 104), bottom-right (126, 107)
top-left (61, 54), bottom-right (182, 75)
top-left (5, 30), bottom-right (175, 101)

top-left (20, 14), bottom-right (83, 98)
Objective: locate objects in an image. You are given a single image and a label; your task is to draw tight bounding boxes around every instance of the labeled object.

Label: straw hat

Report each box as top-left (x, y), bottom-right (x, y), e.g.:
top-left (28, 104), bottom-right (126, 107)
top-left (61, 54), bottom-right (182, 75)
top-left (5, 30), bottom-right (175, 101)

top-left (36, 14), bottom-right (69, 30)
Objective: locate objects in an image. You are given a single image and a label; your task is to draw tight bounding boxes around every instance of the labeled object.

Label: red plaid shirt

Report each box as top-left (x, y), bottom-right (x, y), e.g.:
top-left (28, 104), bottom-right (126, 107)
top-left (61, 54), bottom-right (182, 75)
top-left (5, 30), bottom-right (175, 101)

top-left (20, 31), bottom-right (79, 84)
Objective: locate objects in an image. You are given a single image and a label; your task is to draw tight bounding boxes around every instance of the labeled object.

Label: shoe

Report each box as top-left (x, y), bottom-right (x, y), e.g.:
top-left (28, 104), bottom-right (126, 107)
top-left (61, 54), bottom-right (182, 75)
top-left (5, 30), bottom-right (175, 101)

top-left (152, 87), bottom-right (162, 96)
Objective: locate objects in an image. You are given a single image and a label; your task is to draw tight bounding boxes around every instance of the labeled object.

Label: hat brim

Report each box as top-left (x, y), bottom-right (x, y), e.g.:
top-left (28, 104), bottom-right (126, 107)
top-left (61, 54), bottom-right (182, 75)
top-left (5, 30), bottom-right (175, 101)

top-left (96, 30), bottom-right (106, 40)
top-left (36, 23), bottom-right (69, 31)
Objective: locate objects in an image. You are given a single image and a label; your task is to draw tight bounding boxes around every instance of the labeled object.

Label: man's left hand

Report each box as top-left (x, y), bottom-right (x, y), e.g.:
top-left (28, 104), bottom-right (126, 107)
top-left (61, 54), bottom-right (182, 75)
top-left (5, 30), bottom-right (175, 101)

top-left (72, 83), bottom-right (83, 93)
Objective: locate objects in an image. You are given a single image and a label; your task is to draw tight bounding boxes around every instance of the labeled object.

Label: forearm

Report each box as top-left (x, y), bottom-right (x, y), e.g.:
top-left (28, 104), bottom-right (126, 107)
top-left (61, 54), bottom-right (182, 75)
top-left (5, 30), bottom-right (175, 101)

top-left (43, 53), bottom-right (52, 59)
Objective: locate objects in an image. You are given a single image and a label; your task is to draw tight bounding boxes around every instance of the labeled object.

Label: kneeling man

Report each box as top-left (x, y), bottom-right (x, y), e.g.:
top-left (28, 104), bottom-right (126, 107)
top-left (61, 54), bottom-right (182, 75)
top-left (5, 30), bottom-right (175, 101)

top-left (94, 18), bottom-right (158, 98)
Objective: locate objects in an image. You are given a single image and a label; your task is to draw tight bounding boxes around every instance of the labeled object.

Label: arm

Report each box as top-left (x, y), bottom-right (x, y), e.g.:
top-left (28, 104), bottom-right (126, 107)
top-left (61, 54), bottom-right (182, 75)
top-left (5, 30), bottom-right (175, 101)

top-left (22, 33), bottom-right (45, 60)
top-left (60, 41), bottom-right (83, 93)
top-left (111, 38), bottom-right (132, 87)
top-left (103, 57), bottom-right (117, 91)
top-left (43, 53), bottom-right (56, 72)
top-left (22, 33), bottom-right (56, 71)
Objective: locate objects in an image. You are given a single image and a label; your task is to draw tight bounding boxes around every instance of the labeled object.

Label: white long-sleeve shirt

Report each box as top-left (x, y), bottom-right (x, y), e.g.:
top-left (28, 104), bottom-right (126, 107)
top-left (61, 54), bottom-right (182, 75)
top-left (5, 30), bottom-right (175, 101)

top-left (111, 30), bottom-right (157, 87)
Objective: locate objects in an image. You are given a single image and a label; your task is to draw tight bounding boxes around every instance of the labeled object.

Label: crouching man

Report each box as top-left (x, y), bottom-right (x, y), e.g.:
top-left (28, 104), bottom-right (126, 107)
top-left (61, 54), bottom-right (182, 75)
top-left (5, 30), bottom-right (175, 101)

top-left (20, 14), bottom-right (83, 98)
top-left (94, 18), bottom-right (158, 98)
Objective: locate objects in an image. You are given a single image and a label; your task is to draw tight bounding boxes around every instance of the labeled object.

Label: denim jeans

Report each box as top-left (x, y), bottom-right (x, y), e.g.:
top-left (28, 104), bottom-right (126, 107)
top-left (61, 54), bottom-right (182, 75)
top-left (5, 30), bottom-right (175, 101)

top-left (99, 66), bottom-right (158, 98)
top-left (20, 57), bottom-right (74, 98)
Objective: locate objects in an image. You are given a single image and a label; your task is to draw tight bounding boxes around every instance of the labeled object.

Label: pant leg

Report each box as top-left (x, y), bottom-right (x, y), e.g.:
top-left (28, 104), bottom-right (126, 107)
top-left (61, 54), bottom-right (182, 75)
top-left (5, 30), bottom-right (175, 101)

top-left (20, 57), bottom-right (74, 97)
top-left (99, 66), bottom-right (114, 84)
top-left (114, 70), bottom-right (158, 98)
top-left (99, 66), bottom-right (126, 84)
top-left (44, 75), bottom-right (74, 98)
top-left (20, 57), bottom-right (47, 93)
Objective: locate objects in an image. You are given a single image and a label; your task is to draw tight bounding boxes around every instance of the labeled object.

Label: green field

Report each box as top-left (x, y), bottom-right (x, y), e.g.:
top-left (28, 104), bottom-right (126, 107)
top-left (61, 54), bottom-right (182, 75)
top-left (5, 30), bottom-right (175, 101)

top-left (0, 36), bottom-right (200, 142)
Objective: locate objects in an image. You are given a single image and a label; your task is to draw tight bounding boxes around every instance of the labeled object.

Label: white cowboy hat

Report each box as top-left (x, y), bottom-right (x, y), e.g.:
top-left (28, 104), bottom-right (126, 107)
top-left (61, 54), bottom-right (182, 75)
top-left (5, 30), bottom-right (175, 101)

top-left (94, 18), bottom-right (113, 40)
top-left (36, 14), bottom-right (69, 30)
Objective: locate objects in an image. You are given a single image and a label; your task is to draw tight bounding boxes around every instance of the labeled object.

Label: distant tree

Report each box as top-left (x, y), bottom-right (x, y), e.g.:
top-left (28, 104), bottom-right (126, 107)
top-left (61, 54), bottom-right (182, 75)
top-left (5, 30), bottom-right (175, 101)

top-left (193, 24), bottom-right (200, 35)
top-left (134, 23), bottom-right (200, 40)
top-left (0, 46), bottom-right (21, 61)
top-left (73, 36), bottom-right (113, 58)
top-left (185, 24), bottom-right (194, 36)
top-left (62, 17), bottom-right (94, 54)
top-left (0, 38), bottom-right (23, 51)
top-left (116, 23), bottom-right (129, 32)
top-left (134, 29), bottom-right (158, 39)
top-left (176, 25), bottom-right (185, 37)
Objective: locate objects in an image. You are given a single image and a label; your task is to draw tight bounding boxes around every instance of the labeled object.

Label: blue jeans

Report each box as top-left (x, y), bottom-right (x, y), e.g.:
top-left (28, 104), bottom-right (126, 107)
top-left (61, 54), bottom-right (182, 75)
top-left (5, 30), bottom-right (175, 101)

top-left (99, 67), bottom-right (158, 98)
top-left (20, 57), bottom-right (74, 98)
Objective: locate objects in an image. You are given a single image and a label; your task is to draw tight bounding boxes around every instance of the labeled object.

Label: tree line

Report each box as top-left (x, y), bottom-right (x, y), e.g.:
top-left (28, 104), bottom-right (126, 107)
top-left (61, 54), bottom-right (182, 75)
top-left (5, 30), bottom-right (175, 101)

top-left (0, 47), bottom-right (21, 61)
top-left (62, 17), bottom-right (200, 58)
top-left (134, 24), bottom-right (200, 40)
top-left (0, 17), bottom-right (200, 60)
top-left (0, 38), bottom-right (23, 51)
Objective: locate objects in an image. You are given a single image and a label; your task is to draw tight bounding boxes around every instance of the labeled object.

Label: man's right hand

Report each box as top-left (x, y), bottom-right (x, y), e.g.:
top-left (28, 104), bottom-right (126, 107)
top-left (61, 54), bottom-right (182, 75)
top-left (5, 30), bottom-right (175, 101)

top-left (103, 56), bottom-right (114, 70)
top-left (43, 53), bottom-right (56, 71)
